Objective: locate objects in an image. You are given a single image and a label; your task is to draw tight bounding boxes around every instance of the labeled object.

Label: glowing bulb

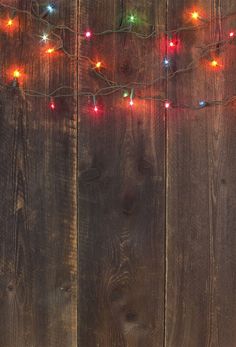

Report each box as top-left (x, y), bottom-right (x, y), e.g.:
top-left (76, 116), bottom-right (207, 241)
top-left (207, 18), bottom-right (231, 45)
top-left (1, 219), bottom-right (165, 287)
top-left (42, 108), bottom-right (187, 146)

top-left (46, 47), bottom-right (55, 54)
top-left (123, 91), bottom-right (129, 98)
top-left (229, 32), bottom-right (234, 38)
top-left (129, 99), bottom-right (134, 106)
top-left (47, 4), bottom-right (55, 13)
top-left (211, 60), bottom-right (218, 67)
top-left (7, 19), bottom-right (13, 26)
top-left (95, 61), bottom-right (102, 69)
top-left (165, 102), bottom-right (170, 109)
top-left (13, 70), bottom-right (21, 78)
top-left (164, 58), bottom-right (170, 66)
top-left (94, 106), bottom-right (98, 112)
top-left (191, 11), bottom-right (199, 20)
top-left (42, 33), bottom-right (49, 42)
top-left (85, 31), bottom-right (92, 38)
top-left (169, 41), bottom-right (176, 48)
top-left (129, 15), bottom-right (136, 23)
top-left (199, 100), bottom-right (207, 108)
top-left (50, 100), bottom-right (55, 110)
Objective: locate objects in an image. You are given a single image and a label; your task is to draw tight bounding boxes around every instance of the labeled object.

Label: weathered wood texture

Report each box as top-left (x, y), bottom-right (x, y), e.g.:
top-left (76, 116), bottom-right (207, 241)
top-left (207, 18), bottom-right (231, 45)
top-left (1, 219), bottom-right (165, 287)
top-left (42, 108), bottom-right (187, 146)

top-left (78, 0), bottom-right (166, 346)
top-left (0, 1), bottom-right (77, 346)
top-left (1, 0), bottom-right (236, 346)
top-left (166, 0), bottom-right (236, 346)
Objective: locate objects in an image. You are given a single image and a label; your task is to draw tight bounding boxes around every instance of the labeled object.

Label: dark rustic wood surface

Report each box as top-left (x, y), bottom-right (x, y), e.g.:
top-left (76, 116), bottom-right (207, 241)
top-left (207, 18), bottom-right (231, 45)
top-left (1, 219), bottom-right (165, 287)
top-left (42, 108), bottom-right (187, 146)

top-left (78, 0), bottom-right (166, 346)
top-left (166, 0), bottom-right (236, 347)
top-left (166, 0), bottom-right (236, 346)
top-left (0, 1), bottom-right (77, 346)
top-left (0, 0), bottom-right (236, 346)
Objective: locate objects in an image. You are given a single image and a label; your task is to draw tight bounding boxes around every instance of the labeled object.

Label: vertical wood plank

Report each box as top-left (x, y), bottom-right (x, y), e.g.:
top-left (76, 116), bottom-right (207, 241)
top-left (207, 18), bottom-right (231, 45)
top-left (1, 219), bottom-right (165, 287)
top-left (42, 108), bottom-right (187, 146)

top-left (0, 1), bottom-right (77, 346)
top-left (78, 0), bottom-right (166, 346)
top-left (166, 0), bottom-right (236, 346)
top-left (207, 1), bottom-right (236, 345)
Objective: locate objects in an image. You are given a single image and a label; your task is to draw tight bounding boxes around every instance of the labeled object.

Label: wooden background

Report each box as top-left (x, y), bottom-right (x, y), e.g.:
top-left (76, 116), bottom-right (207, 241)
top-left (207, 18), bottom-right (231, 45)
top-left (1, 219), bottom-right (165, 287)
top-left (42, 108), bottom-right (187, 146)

top-left (0, 0), bottom-right (236, 346)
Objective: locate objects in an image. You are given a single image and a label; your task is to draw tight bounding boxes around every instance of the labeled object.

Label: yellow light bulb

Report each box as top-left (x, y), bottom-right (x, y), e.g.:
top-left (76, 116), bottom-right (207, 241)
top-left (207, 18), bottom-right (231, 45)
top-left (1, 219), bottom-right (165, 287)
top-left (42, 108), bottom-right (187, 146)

top-left (191, 11), bottom-right (199, 20)
top-left (46, 48), bottom-right (55, 54)
top-left (13, 70), bottom-right (21, 78)
top-left (95, 62), bottom-right (102, 69)
top-left (7, 19), bottom-right (13, 26)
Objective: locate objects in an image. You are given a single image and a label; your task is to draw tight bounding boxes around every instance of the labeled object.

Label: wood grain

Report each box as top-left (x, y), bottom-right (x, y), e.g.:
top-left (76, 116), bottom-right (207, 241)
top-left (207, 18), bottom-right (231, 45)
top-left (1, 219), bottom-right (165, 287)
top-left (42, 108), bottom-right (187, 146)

top-left (78, 0), bottom-right (166, 346)
top-left (166, 0), bottom-right (236, 346)
top-left (0, 1), bottom-right (77, 346)
top-left (1, 0), bottom-right (236, 346)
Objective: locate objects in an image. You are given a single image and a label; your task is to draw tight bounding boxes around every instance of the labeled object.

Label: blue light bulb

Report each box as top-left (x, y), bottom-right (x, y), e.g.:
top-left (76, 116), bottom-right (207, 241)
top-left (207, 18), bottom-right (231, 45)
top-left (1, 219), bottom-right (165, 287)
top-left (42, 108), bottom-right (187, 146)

top-left (199, 100), bottom-right (207, 108)
top-left (163, 58), bottom-right (170, 67)
top-left (47, 4), bottom-right (55, 13)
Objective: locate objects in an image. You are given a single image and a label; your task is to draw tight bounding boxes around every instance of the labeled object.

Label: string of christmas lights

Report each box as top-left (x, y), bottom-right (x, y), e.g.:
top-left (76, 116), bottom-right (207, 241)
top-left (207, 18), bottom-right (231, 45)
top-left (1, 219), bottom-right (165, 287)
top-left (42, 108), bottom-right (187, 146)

top-left (0, 2), bottom-right (236, 113)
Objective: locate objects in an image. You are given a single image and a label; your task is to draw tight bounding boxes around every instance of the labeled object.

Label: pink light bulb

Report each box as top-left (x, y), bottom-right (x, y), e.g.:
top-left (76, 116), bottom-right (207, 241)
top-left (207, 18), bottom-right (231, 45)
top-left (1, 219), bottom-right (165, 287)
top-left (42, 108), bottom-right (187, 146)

top-left (85, 31), bottom-right (92, 38)
top-left (165, 102), bottom-right (170, 109)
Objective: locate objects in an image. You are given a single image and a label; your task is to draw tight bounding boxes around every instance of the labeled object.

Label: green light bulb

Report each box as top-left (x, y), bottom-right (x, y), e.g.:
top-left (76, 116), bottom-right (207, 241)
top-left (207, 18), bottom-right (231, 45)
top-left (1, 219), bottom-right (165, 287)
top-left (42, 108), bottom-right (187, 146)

top-left (128, 14), bottom-right (136, 24)
top-left (123, 91), bottom-right (129, 98)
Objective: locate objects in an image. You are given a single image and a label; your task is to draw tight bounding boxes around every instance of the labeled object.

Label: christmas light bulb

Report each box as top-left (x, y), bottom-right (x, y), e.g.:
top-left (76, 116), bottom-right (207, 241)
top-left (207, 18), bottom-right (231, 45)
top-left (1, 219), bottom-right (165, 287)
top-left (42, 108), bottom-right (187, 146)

top-left (42, 33), bottom-right (49, 42)
top-left (94, 105), bottom-right (98, 112)
top-left (211, 60), bottom-right (218, 67)
top-left (169, 41), bottom-right (176, 48)
top-left (123, 91), bottom-right (129, 98)
top-left (95, 61), bottom-right (102, 69)
top-left (229, 32), bottom-right (234, 38)
top-left (129, 99), bottom-right (134, 106)
top-left (46, 47), bottom-right (55, 54)
top-left (164, 58), bottom-right (170, 66)
top-left (7, 19), bottom-right (13, 26)
top-left (191, 11), bottom-right (199, 20)
top-left (47, 4), bottom-right (55, 13)
top-left (129, 15), bottom-right (136, 23)
top-left (85, 31), bottom-right (92, 38)
top-left (199, 100), bottom-right (207, 108)
top-left (50, 100), bottom-right (55, 110)
top-left (165, 102), bottom-right (170, 109)
top-left (13, 69), bottom-right (21, 78)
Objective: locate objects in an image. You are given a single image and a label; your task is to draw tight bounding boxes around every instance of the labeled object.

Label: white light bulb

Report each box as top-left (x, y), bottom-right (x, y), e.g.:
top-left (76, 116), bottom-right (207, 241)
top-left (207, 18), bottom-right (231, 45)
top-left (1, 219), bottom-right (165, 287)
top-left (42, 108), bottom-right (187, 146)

top-left (42, 34), bottom-right (49, 42)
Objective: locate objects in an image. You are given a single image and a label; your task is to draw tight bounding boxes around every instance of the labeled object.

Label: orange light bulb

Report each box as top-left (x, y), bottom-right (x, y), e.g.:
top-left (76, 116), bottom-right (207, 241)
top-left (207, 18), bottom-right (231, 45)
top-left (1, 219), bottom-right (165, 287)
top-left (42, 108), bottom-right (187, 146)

top-left (7, 19), bottom-right (13, 26)
top-left (46, 48), bottom-right (55, 54)
top-left (211, 60), bottom-right (218, 67)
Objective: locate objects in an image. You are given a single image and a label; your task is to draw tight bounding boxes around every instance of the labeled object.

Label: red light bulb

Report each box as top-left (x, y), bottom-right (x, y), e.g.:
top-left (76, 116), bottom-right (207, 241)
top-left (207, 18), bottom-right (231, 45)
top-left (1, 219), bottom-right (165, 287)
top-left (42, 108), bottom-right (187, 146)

top-left (169, 41), bottom-right (175, 47)
top-left (50, 101), bottom-right (55, 111)
top-left (94, 105), bottom-right (98, 112)
top-left (129, 100), bottom-right (134, 106)
top-left (229, 32), bottom-right (234, 38)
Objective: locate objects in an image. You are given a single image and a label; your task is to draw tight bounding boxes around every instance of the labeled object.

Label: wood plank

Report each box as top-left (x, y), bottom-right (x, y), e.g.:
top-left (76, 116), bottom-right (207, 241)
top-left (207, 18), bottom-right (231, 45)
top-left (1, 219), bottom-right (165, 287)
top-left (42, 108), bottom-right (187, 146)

top-left (78, 0), bottom-right (166, 345)
top-left (166, 0), bottom-right (236, 345)
top-left (0, 1), bottom-right (77, 346)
